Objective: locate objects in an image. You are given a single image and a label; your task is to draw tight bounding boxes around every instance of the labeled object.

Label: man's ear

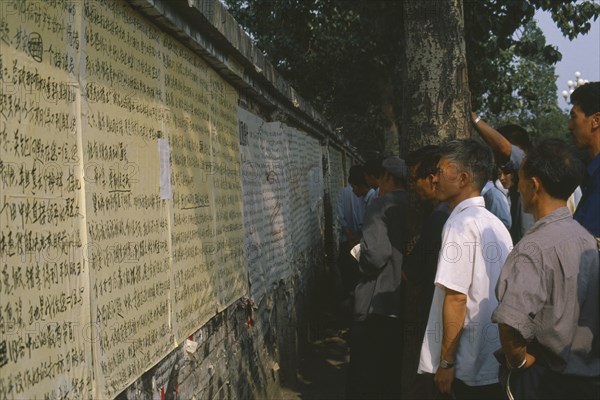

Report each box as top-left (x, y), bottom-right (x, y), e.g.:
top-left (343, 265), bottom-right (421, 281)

top-left (531, 176), bottom-right (542, 194)
top-left (426, 174), bottom-right (435, 187)
top-left (591, 111), bottom-right (600, 130)
top-left (459, 171), bottom-right (471, 188)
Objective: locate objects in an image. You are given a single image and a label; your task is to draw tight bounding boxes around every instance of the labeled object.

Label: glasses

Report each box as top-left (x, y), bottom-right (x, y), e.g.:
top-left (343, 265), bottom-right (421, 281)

top-left (436, 163), bottom-right (462, 177)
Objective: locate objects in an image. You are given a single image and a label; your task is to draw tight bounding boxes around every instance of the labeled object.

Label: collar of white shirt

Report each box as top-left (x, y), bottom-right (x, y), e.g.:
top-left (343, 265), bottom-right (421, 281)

top-left (450, 196), bottom-right (485, 219)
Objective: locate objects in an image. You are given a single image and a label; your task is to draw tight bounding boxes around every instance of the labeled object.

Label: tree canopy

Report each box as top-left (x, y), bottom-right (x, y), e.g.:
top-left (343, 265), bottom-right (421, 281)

top-left (224, 0), bottom-right (599, 155)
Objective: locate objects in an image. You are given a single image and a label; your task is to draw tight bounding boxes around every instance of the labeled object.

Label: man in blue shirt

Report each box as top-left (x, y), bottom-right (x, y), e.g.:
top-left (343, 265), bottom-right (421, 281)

top-left (337, 165), bottom-right (371, 296)
top-left (570, 81), bottom-right (600, 238)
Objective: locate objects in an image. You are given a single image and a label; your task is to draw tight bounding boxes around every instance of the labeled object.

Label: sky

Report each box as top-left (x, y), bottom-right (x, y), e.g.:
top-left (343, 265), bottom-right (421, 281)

top-left (535, 8), bottom-right (600, 110)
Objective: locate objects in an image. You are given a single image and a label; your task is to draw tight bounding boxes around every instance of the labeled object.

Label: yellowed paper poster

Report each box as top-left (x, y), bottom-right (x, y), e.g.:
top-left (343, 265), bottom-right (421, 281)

top-left (207, 70), bottom-right (246, 310)
top-left (81, 1), bottom-right (174, 397)
top-left (163, 32), bottom-right (220, 341)
top-left (0, 2), bottom-right (92, 398)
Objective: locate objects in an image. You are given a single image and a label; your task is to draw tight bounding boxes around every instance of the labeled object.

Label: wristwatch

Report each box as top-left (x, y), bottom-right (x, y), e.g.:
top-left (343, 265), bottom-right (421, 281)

top-left (440, 359), bottom-right (455, 369)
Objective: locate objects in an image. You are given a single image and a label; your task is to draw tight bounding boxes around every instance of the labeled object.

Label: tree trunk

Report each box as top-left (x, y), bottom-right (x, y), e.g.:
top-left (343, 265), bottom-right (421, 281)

top-left (401, 0), bottom-right (471, 153)
top-left (399, 2), bottom-right (471, 397)
top-left (380, 75), bottom-right (401, 155)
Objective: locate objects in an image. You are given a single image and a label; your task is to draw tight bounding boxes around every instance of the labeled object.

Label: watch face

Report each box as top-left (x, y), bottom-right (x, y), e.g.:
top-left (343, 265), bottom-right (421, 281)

top-left (440, 360), bottom-right (454, 369)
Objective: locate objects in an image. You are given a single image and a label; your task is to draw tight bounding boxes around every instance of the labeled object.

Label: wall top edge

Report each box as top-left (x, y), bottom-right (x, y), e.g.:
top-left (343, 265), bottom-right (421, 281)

top-left (127, 0), bottom-right (361, 160)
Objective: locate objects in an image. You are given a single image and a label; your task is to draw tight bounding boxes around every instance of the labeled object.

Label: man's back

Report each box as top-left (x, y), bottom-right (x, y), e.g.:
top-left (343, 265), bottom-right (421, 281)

top-left (494, 207), bottom-right (600, 376)
top-left (356, 189), bottom-right (408, 320)
top-left (337, 184), bottom-right (366, 241)
top-left (482, 180), bottom-right (511, 230)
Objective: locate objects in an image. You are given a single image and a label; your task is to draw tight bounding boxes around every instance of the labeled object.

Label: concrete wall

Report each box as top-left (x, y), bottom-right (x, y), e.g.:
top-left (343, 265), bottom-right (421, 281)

top-left (115, 2), bottom-right (354, 397)
top-left (0, 0), bottom-right (358, 398)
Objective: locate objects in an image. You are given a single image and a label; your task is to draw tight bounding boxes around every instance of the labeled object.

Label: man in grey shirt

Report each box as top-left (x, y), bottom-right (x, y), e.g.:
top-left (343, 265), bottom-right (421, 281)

top-left (347, 156), bottom-right (408, 399)
top-left (492, 139), bottom-right (600, 399)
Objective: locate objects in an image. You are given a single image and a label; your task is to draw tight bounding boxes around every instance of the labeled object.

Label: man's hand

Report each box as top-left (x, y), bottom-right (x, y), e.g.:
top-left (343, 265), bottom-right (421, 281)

top-left (434, 365), bottom-right (455, 394)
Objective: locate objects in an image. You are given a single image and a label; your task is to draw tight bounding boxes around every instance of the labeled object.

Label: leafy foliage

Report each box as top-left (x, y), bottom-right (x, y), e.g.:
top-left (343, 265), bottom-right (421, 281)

top-left (472, 20), bottom-right (569, 139)
top-left (224, 0), bottom-right (598, 154)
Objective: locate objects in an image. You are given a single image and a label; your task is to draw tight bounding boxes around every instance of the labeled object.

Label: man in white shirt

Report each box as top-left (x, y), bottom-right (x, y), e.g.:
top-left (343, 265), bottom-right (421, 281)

top-left (418, 139), bottom-right (512, 399)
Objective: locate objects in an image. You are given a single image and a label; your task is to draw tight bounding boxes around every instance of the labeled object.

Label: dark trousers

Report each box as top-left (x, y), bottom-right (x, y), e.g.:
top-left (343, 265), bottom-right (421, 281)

top-left (347, 315), bottom-right (402, 399)
top-left (453, 379), bottom-right (502, 400)
top-left (503, 362), bottom-right (600, 400)
top-left (420, 374), bottom-right (502, 400)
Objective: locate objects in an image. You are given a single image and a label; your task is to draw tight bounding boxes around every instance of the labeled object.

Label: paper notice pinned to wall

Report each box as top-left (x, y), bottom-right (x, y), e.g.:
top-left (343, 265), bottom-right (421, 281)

top-left (159, 138), bottom-right (173, 199)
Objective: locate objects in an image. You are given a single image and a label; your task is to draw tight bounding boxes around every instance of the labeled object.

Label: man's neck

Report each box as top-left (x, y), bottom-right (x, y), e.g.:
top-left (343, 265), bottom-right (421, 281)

top-left (448, 190), bottom-right (480, 210)
top-left (532, 198), bottom-right (567, 221)
top-left (589, 130), bottom-right (600, 159)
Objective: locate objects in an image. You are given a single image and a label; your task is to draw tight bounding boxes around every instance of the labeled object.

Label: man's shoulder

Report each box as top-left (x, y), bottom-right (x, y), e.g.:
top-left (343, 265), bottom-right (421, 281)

top-left (445, 205), bottom-right (510, 240)
top-left (377, 190), bottom-right (408, 206)
top-left (510, 145), bottom-right (526, 168)
top-left (364, 193), bottom-right (388, 218)
top-left (448, 201), bottom-right (496, 223)
top-left (588, 153), bottom-right (600, 177)
top-left (521, 214), bottom-right (597, 251)
top-left (430, 204), bottom-right (450, 222)
top-left (338, 185), bottom-right (352, 199)
top-left (483, 185), bottom-right (505, 202)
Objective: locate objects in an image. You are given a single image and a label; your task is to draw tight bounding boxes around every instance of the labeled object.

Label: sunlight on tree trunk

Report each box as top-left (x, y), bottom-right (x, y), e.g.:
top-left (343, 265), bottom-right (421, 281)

top-left (401, 0), bottom-right (471, 153)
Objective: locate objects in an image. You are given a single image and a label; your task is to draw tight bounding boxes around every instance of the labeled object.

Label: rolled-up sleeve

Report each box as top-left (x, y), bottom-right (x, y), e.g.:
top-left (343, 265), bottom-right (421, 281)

top-left (492, 248), bottom-right (547, 341)
top-left (510, 145), bottom-right (526, 171)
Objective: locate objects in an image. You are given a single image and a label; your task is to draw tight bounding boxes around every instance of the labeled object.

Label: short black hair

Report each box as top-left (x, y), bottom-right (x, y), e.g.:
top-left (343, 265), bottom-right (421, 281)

top-left (364, 158), bottom-right (384, 178)
top-left (498, 160), bottom-right (515, 174)
top-left (439, 139), bottom-right (492, 191)
top-left (497, 124), bottom-right (530, 152)
top-left (570, 81), bottom-right (600, 116)
top-left (348, 165), bottom-right (368, 186)
top-left (521, 138), bottom-right (583, 201)
top-left (406, 145), bottom-right (440, 179)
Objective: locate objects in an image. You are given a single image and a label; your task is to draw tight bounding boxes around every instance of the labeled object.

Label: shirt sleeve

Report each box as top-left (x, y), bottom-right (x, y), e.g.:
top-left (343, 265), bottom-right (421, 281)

top-left (434, 222), bottom-right (475, 295)
top-left (337, 189), bottom-right (348, 229)
top-left (359, 200), bottom-right (391, 277)
top-left (492, 246), bottom-right (547, 341)
top-left (510, 145), bottom-right (526, 171)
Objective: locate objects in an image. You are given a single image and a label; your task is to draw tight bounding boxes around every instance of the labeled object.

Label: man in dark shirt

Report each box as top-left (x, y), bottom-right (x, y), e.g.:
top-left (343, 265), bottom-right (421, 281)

top-left (570, 81), bottom-right (600, 238)
top-left (401, 145), bottom-right (450, 399)
top-left (493, 139), bottom-right (600, 399)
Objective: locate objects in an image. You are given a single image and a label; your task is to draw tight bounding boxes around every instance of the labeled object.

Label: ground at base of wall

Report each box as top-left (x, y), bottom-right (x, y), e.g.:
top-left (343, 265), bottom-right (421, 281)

top-left (278, 324), bottom-right (350, 400)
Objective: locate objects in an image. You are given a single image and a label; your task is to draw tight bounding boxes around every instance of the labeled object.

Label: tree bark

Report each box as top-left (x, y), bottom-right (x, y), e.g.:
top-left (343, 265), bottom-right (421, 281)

top-left (399, 2), bottom-right (471, 397)
top-left (380, 75), bottom-right (401, 155)
top-left (401, 0), bottom-right (471, 153)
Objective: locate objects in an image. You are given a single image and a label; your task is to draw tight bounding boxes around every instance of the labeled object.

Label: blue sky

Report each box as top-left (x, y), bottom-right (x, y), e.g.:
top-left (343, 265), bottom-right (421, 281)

top-left (535, 9), bottom-right (600, 110)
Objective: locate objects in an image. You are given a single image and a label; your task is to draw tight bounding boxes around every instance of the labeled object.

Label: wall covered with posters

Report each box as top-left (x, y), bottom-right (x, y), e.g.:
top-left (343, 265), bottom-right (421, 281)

top-left (0, 0), bottom-right (355, 398)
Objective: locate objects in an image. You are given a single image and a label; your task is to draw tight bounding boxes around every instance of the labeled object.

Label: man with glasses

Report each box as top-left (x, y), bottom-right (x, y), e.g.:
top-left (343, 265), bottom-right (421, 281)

top-left (418, 139), bottom-right (512, 399)
top-left (402, 145), bottom-right (450, 399)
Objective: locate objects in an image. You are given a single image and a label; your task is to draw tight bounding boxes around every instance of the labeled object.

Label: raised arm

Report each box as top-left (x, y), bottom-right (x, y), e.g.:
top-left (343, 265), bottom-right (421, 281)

top-left (471, 112), bottom-right (512, 164)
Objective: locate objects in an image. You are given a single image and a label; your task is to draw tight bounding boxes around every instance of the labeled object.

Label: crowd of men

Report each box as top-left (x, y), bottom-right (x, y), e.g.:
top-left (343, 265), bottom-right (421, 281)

top-left (336, 81), bottom-right (600, 399)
